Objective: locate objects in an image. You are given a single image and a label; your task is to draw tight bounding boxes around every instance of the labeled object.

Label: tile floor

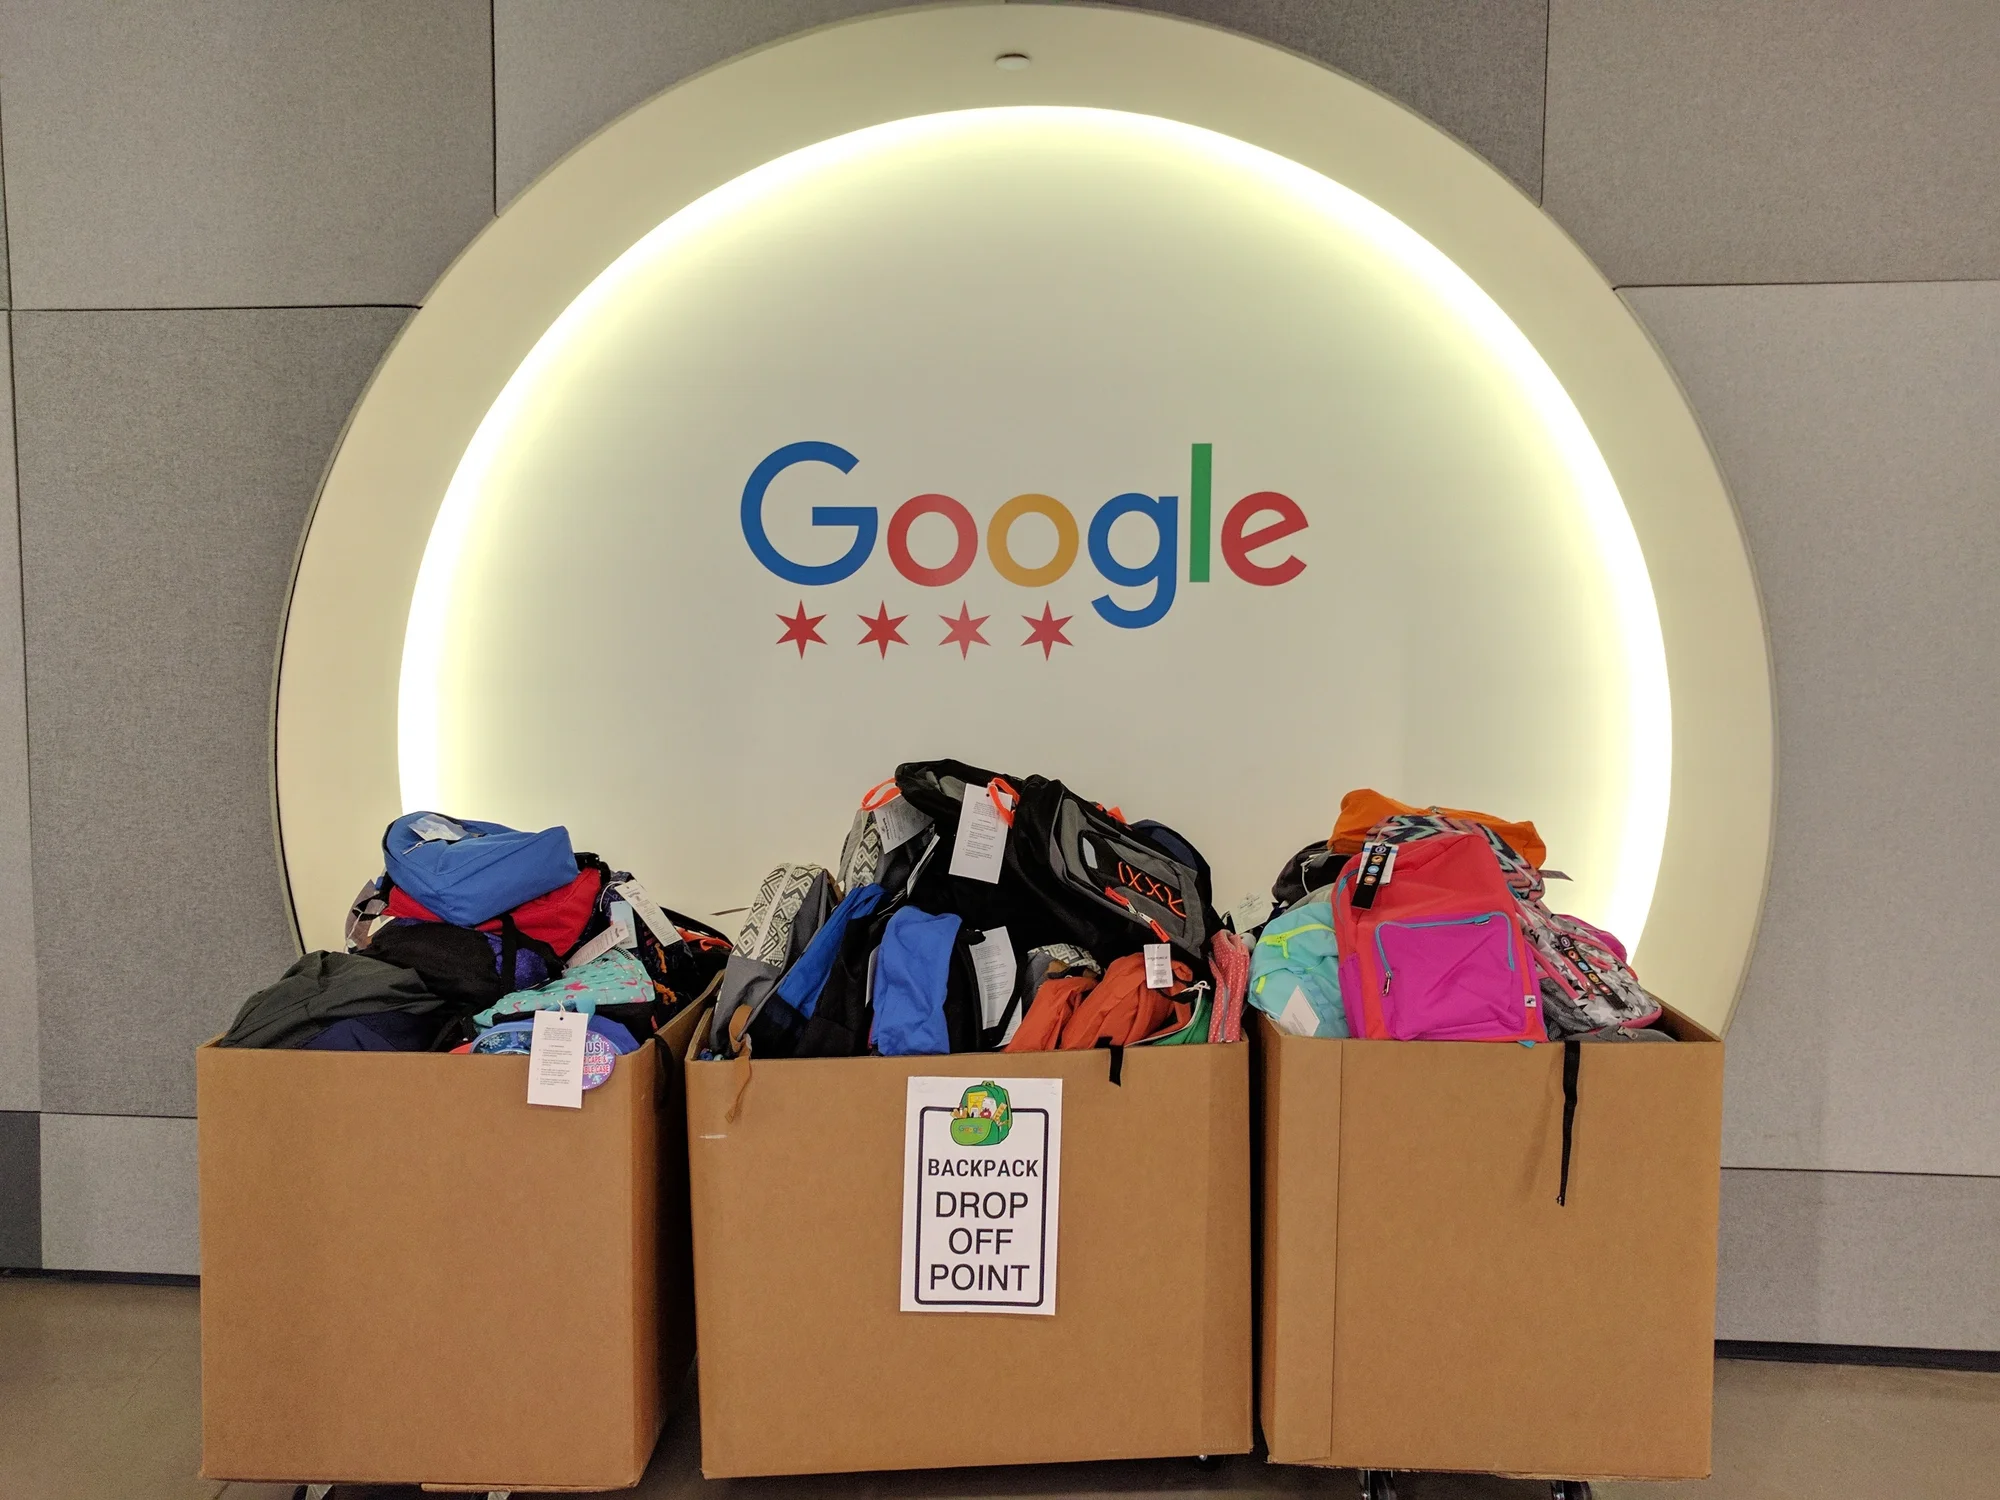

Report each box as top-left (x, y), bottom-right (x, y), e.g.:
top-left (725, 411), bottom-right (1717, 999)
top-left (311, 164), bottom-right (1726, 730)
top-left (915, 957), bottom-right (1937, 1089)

top-left (2, 1276), bottom-right (1995, 1500)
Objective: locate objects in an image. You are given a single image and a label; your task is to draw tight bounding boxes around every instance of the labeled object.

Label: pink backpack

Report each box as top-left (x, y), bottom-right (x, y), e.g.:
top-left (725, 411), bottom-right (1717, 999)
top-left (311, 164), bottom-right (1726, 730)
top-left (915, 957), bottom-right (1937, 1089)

top-left (1338, 813), bottom-right (1661, 1038)
top-left (1331, 831), bottom-right (1543, 1042)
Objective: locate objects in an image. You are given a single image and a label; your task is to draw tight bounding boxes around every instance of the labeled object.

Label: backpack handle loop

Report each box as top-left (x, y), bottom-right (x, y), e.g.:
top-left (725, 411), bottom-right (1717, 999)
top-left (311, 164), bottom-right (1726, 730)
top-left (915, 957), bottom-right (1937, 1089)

top-left (859, 778), bottom-right (902, 811)
top-left (987, 778), bottom-right (1018, 826)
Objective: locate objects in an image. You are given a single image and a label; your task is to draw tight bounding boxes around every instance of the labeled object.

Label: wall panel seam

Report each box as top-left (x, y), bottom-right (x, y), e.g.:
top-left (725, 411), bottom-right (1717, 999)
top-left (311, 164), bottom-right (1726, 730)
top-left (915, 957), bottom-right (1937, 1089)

top-left (1537, 0), bottom-right (1550, 206)
top-left (1724, 1165), bottom-right (1999, 1183)
top-left (489, 0), bottom-right (499, 218)
top-left (1618, 277), bottom-right (2000, 293)
top-left (13, 304), bottom-right (423, 315)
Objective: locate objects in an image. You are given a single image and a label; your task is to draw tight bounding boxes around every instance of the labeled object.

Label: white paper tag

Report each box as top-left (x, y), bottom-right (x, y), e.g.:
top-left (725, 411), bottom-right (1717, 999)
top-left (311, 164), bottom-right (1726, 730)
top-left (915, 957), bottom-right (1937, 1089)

top-left (1144, 942), bottom-right (1174, 990)
top-left (608, 900), bottom-right (637, 949)
top-left (873, 795), bottom-right (931, 853)
top-left (1229, 891), bottom-right (1273, 933)
top-left (612, 879), bottom-right (683, 947)
top-left (1275, 984), bottom-right (1321, 1037)
top-left (967, 927), bottom-right (1017, 1031)
top-left (1378, 844), bottom-right (1397, 885)
top-left (565, 924), bottom-right (621, 972)
top-left (409, 813), bottom-right (463, 844)
top-left (948, 783), bottom-right (1009, 884)
top-left (900, 1076), bottom-right (1062, 1315)
top-left (526, 1010), bottom-right (587, 1109)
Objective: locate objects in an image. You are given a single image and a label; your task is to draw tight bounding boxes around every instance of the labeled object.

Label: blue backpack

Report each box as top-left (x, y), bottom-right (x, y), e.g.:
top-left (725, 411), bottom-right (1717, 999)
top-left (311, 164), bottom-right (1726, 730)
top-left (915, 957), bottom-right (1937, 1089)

top-left (383, 811), bottom-right (578, 927)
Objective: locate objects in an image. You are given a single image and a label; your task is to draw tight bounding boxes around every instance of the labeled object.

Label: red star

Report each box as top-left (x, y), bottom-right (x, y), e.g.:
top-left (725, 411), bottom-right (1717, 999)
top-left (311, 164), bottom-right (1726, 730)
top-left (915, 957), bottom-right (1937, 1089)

top-left (775, 602), bottom-right (825, 657)
top-left (939, 603), bottom-right (990, 658)
top-left (857, 602), bottom-right (909, 658)
top-left (1022, 602), bottom-right (1073, 659)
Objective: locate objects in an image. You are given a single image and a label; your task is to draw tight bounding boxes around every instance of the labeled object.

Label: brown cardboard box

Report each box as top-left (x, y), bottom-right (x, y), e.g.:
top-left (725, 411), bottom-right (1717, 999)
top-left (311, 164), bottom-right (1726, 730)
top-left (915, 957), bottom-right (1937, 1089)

top-left (685, 1020), bottom-right (1253, 1477)
top-left (198, 1002), bottom-right (705, 1492)
top-left (1256, 1008), bottom-right (1723, 1481)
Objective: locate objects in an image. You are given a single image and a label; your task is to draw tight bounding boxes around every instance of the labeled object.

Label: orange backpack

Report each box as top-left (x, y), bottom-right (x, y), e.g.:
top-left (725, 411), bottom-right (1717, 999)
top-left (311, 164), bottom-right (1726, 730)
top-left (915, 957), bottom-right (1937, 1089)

top-left (1006, 953), bottom-right (1192, 1051)
top-left (1329, 788), bottom-right (1547, 869)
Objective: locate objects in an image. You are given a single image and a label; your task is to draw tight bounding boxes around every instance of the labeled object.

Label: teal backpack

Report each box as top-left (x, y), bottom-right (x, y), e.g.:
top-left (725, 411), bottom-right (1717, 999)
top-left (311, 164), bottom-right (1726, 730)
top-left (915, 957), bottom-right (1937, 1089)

top-left (1247, 898), bottom-right (1346, 1038)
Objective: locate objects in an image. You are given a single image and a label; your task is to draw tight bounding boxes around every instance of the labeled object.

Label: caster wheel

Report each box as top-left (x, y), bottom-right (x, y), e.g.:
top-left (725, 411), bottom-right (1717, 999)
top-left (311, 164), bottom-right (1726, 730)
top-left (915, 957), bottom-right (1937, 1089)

top-left (1550, 1484), bottom-right (1594, 1500)
top-left (1359, 1471), bottom-right (1399, 1500)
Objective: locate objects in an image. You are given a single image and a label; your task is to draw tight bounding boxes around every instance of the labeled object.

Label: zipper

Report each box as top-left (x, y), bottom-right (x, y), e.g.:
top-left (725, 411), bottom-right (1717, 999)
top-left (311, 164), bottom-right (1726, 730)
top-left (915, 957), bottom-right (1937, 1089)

top-left (1375, 912), bottom-right (1514, 991)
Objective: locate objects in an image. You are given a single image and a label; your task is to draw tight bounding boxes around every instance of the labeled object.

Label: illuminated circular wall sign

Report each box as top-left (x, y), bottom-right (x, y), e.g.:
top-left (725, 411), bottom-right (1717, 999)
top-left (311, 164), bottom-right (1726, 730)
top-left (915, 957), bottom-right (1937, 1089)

top-left (278, 5), bottom-right (1771, 1033)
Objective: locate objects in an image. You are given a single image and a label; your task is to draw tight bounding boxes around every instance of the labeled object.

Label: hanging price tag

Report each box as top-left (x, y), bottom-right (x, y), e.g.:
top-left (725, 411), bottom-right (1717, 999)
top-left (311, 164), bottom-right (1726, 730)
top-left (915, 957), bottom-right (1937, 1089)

top-left (874, 795), bottom-right (931, 853)
top-left (612, 879), bottom-right (683, 948)
top-left (948, 783), bottom-right (1009, 883)
top-left (608, 900), bottom-right (638, 948)
top-left (1349, 841), bottom-right (1396, 911)
top-left (968, 927), bottom-right (1017, 1030)
top-left (1144, 943), bottom-right (1174, 990)
top-left (526, 1010), bottom-right (586, 1109)
top-left (565, 925), bottom-right (621, 971)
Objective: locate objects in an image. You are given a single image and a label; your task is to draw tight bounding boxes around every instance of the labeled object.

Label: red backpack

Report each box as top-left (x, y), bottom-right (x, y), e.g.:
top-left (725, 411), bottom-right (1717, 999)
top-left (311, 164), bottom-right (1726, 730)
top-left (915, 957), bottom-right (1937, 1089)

top-left (1331, 831), bottom-right (1542, 1042)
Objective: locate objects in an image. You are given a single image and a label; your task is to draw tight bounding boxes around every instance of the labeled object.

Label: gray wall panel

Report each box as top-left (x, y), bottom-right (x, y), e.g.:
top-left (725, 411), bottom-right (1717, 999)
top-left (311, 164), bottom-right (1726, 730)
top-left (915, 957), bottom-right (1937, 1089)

top-left (1545, 1), bottom-right (2000, 287)
top-left (496, 1), bottom-right (1548, 206)
top-left (0, 319), bottom-right (35, 1113)
top-left (0, 1), bottom-right (493, 309)
top-left (1718, 1169), bottom-right (2000, 1350)
top-left (1101, 0), bottom-right (1547, 198)
top-left (38, 1113), bottom-right (196, 1274)
top-left (1625, 282), bottom-right (2000, 1180)
top-left (0, 1111), bottom-right (39, 1267)
top-left (495, 1), bottom-right (927, 205)
top-left (15, 308), bottom-right (410, 1118)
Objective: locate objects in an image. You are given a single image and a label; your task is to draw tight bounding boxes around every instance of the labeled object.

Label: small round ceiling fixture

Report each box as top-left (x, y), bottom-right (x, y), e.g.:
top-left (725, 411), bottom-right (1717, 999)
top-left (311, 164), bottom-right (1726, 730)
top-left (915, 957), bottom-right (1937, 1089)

top-left (995, 52), bottom-right (1031, 70)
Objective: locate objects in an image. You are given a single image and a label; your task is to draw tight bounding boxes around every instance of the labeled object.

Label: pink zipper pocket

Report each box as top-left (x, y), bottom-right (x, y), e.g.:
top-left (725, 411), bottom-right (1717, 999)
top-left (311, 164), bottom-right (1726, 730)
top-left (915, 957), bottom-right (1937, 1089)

top-left (1375, 913), bottom-right (1523, 1040)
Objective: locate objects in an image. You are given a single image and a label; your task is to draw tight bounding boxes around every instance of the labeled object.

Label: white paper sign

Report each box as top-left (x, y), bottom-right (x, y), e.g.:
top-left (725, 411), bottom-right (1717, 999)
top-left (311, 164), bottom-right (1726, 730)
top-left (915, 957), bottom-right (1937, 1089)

top-left (873, 795), bottom-right (931, 853)
top-left (900, 1076), bottom-right (1061, 1315)
top-left (947, 782), bottom-right (1009, 883)
top-left (967, 927), bottom-right (1017, 1031)
top-left (526, 1009), bottom-right (586, 1109)
top-left (1144, 942), bottom-right (1174, 990)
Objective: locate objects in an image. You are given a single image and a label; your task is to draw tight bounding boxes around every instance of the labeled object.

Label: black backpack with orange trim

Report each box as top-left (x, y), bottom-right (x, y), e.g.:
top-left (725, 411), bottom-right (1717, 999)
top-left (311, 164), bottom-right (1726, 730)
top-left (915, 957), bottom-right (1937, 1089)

top-left (893, 759), bottom-right (1217, 970)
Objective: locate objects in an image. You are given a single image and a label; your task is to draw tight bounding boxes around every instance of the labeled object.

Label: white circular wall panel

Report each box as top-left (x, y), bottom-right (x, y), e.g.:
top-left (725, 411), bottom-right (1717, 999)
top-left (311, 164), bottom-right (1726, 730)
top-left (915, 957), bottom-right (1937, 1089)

top-left (277, 5), bottom-right (1771, 1032)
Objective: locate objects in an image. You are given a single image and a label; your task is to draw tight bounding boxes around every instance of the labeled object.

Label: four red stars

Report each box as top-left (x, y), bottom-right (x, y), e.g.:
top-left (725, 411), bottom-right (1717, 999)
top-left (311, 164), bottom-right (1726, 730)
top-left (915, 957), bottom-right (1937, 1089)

top-left (775, 602), bottom-right (826, 657)
top-left (778, 600), bottom-right (1075, 656)
top-left (1022, 603), bottom-right (1074, 659)
top-left (939, 603), bottom-right (990, 658)
top-left (857, 602), bottom-right (909, 658)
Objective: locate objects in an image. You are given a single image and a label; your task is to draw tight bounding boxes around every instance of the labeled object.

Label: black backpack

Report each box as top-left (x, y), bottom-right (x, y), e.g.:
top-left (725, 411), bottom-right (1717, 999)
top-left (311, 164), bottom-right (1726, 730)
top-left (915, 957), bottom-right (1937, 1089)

top-left (894, 759), bottom-right (1219, 969)
top-left (360, 919), bottom-right (558, 1014)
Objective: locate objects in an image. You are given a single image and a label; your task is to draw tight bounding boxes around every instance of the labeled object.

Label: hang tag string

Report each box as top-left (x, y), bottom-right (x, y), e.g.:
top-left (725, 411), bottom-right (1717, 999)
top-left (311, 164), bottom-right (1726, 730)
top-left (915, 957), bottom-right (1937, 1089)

top-left (987, 778), bottom-right (1018, 826)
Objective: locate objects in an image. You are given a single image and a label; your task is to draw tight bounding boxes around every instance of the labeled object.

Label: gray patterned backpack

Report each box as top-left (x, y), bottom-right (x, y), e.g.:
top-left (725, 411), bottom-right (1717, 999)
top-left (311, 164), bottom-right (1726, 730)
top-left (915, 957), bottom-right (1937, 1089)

top-left (707, 862), bottom-right (835, 1054)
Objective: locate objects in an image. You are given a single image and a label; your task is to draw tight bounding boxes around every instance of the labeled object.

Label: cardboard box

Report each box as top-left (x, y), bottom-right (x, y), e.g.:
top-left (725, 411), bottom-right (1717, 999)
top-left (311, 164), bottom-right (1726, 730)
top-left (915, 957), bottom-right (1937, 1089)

top-left (198, 1002), bottom-right (704, 1492)
top-left (685, 1019), bottom-right (1253, 1477)
top-left (1256, 1008), bottom-right (1723, 1481)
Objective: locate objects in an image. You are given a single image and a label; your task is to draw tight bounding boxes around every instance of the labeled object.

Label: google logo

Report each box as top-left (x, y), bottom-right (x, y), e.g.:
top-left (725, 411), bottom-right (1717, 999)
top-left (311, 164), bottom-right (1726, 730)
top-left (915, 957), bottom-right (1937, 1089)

top-left (741, 440), bottom-right (1309, 629)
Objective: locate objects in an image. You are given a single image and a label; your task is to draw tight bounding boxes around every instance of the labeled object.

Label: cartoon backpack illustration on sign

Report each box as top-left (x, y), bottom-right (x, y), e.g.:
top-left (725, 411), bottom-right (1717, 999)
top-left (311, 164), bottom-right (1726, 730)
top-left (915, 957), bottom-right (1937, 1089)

top-left (950, 1082), bottom-right (1013, 1146)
